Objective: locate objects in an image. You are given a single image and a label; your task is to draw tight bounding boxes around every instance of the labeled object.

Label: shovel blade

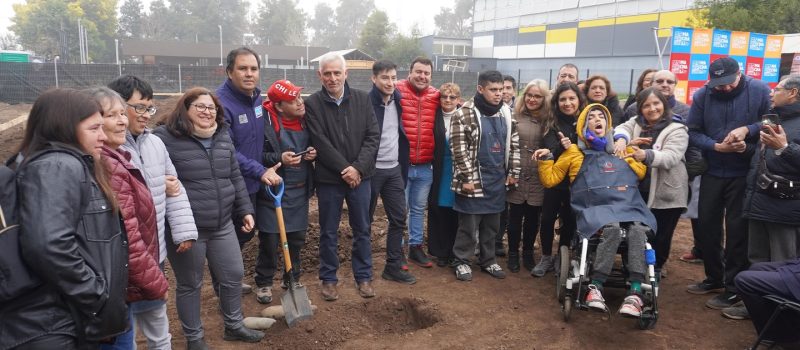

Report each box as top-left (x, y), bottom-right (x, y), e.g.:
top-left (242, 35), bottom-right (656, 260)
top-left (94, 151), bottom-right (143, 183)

top-left (281, 285), bottom-right (314, 327)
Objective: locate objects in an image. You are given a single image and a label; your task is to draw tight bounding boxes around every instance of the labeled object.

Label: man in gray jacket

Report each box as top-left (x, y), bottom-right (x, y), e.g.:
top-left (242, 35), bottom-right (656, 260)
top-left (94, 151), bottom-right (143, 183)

top-left (110, 75), bottom-right (198, 350)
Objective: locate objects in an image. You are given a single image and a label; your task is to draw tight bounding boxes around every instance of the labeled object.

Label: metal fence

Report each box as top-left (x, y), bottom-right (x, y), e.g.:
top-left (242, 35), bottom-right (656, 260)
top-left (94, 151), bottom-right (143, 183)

top-left (0, 62), bottom-right (482, 104)
top-left (514, 68), bottom-right (655, 99)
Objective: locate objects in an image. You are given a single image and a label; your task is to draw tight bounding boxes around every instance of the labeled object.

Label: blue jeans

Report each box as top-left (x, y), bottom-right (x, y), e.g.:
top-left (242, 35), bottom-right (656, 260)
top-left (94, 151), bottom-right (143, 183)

top-left (405, 164), bottom-right (433, 246)
top-left (317, 180), bottom-right (373, 283)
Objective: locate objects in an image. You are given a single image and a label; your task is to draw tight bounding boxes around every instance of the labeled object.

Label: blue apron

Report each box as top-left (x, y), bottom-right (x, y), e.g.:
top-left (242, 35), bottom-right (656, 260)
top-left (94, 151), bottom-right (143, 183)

top-left (437, 136), bottom-right (456, 207)
top-left (454, 114), bottom-right (507, 214)
top-left (569, 149), bottom-right (657, 238)
top-left (257, 117), bottom-right (310, 233)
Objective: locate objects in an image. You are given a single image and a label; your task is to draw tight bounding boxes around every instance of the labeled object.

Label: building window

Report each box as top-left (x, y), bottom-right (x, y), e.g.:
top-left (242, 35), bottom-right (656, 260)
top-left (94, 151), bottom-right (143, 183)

top-left (434, 43), bottom-right (444, 55)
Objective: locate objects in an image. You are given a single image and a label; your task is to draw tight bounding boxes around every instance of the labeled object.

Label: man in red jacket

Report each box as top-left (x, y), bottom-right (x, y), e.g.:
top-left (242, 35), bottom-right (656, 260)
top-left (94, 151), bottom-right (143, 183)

top-left (396, 57), bottom-right (440, 268)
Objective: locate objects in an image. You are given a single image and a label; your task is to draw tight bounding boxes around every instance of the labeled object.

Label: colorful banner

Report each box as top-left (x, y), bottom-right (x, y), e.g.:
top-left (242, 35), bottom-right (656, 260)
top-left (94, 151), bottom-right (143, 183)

top-left (668, 27), bottom-right (783, 104)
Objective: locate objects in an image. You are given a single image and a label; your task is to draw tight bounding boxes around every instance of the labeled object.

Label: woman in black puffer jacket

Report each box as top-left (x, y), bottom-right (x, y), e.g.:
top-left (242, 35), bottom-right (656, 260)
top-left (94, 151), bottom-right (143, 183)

top-left (154, 87), bottom-right (263, 348)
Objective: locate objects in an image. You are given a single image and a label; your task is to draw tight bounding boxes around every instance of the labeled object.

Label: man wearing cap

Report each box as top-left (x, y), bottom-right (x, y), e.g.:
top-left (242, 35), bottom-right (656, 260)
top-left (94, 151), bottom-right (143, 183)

top-left (368, 59), bottom-right (417, 285)
top-left (305, 53), bottom-right (380, 301)
top-left (253, 80), bottom-right (317, 304)
top-left (395, 56), bottom-right (440, 268)
top-left (686, 57), bottom-right (771, 313)
top-left (216, 47), bottom-right (282, 295)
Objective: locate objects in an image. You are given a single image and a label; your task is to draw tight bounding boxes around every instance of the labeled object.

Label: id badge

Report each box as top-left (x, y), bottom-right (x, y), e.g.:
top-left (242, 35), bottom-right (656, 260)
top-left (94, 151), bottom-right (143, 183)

top-left (254, 105), bottom-right (263, 119)
top-left (238, 114), bottom-right (248, 124)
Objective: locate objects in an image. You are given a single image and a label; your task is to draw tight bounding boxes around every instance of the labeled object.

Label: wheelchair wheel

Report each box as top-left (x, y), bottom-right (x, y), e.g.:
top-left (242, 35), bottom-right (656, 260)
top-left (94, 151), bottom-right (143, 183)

top-left (563, 296), bottom-right (573, 322)
top-left (556, 245), bottom-right (570, 301)
top-left (637, 307), bottom-right (658, 330)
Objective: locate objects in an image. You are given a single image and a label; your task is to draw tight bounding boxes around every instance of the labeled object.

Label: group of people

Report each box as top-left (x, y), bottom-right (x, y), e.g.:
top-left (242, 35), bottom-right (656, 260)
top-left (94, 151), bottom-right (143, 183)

top-left (1, 45), bottom-right (798, 349)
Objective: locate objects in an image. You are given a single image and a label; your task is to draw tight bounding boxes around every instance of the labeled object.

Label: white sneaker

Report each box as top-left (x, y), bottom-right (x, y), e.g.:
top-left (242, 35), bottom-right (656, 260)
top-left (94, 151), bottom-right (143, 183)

top-left (619, 294), bottom-right (643, 318)
top-left (455, 264), bottom-right (472, 281)
top-left (585, 284), bottom-right (607, 312)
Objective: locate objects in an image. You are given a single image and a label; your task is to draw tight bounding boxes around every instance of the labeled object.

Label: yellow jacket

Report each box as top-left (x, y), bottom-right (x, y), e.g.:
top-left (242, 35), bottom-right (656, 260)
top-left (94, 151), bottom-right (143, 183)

top-left (538, 103), bottom-right (647, 188)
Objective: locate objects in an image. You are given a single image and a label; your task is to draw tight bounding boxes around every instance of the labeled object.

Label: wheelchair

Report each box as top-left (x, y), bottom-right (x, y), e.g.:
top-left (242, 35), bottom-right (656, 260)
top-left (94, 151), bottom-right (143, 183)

top-left (554, 226), bottom-right (659, 329)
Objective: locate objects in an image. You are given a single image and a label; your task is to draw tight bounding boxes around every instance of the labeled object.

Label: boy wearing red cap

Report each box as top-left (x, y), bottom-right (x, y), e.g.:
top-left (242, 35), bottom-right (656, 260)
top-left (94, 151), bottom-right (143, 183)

top-left (253, 80), bottom-right (317, 304)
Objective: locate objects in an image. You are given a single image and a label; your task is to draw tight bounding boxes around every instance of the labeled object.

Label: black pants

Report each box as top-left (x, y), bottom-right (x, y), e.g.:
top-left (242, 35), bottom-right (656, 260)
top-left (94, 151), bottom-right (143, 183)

top-left (651, 207), bottom-right (684, 269)
top-left (14, 335), bottom-right (77, 349)
top-left (495, 205), bottom-right (509, 246)
top-left (507, 202), bottom-right (542, 254)
top-left (427, 205), bottom-right (459, 260)
top-left (254, 230), bottom-right (305, 287)
top-left (369, 166), bottom-right (407, 270)
top-left (735, 261), bottom-right (800, 343)
top-left (541, 187), bottom-right (575, 252)
top-left (697, 175), bottom-right (750, 293)
top-left (234, 193), bottom-right (258, 249)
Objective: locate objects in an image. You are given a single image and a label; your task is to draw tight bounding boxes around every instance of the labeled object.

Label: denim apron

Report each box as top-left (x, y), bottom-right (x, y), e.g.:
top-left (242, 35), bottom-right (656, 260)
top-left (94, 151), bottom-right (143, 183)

top-left (258, 117), bottom-right (310, 232)
top-left (454, 114), bottom-right (507, 214)
top-left (570, 149), bottom-right (657, 238)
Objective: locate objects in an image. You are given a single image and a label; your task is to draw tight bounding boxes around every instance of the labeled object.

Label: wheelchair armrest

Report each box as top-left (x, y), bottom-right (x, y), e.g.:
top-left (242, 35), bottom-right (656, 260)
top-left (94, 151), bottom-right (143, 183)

top-left (763, 295), bottom-right (800, 313)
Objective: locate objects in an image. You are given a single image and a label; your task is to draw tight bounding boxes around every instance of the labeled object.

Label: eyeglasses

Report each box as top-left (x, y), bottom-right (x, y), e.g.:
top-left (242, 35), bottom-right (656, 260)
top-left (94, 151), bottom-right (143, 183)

top-left (190, 104), bottom-right (217, 113)
top-left (441, 95), bottom-right (459, 101)
top-left (772, 87), bottom-right (788, 93)
top-left (655, 79), bottom-right (676, 85)
top-left (128, 104), bottom-right (157, 115)
top-left (525, 94), bottom-right (544, 99)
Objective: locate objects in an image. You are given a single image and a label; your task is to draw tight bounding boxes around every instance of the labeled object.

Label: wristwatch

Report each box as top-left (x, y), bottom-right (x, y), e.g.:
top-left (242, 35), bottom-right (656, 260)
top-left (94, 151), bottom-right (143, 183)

top-left (775, 143), bottom-right (789, 156)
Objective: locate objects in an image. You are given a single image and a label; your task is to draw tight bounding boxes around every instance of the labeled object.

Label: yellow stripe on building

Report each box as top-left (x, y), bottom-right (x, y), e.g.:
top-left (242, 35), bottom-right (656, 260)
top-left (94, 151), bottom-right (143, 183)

top-left (546, 28), bottom-right (578, 44)
top-left (519, 25), bottom-right (546, 33)
top-left (657, 10), bottom-right (706, 37)
top-left (616, 14), bottom-right (659, 25)
top-left (579, 18), bottom-right (615, 28)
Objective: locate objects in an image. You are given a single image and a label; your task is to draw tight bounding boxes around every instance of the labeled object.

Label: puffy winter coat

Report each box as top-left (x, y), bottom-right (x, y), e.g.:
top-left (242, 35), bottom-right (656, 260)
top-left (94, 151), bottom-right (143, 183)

top-left (121, 129), bottom-right (197, 263)
top-left (101, 146), bottom-right (168, 302)
top-left (154, 125), bottom-right (253, 230)
top-left (2, 143), bottom-right (128, 348)
top-left (396, 79), bottom-right (440, 164)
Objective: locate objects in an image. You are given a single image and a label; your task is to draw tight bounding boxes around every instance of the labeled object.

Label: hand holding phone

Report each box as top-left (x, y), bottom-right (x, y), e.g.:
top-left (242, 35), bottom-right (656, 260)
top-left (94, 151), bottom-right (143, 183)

top-left (761, 113), bottom-right (781, 129)
top-left (291, 149), bottom-right (312, 157)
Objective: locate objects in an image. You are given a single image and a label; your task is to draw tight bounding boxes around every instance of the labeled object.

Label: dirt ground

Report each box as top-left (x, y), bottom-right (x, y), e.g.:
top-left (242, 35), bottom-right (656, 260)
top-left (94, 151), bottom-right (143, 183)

top-left (0, 98), bottom-right (756, 349)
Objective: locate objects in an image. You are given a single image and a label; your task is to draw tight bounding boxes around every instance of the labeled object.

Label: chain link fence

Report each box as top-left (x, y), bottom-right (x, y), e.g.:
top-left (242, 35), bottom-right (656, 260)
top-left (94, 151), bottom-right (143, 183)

top-left (0, 62), bottom-right (482, 104)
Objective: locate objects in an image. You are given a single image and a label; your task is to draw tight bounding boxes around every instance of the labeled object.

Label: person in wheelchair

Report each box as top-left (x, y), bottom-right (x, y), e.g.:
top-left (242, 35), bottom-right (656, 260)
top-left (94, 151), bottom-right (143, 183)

top-left (534, 103), bottom-right (657, 317)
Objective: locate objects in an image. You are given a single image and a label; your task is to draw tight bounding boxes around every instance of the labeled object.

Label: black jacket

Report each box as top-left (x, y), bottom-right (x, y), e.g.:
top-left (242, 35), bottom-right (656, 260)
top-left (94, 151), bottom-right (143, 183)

top-left (429, 107), bottom-right (449, 205)
top-left (154, 125), bottom-right (253, 230)
top-left (743, 102), bottom-right (800, 225)
top-left (305, 82), bottom-right (380, 185)
top-left (543, 111), bottom-right (580, 190)
top-left (2, 143), bottom-right (128, 348)
top-left (369, 85), bottom-right (409, 184)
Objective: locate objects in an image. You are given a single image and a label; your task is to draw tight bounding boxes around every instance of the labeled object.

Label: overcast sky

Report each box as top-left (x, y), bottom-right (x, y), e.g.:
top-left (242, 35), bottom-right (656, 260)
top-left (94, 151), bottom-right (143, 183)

top-left (1, 0), bottom-right (450, 37)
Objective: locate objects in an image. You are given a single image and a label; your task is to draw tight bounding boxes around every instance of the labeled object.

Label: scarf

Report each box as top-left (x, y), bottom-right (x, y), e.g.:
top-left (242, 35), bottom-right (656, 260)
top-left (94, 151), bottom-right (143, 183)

top-left (637, 116), bottom-right (672, 149)
top-left (192, 121), bottom-right (218, 139)
top-left (473, 92), bottom-right (502, 117)
top-left (583, 126), bottom-right (608, 152)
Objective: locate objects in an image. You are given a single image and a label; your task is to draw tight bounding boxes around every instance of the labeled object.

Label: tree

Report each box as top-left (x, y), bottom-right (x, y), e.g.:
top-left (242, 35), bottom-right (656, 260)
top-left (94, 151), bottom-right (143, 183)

top-left (0, 33), bottom-right (20, 51)
top-left (309, 3), bottom-right (336, 47)
top-left (693, 0), bottom-right (800, 34)
top-left (331, 0), bottom-right (375, 49)
top-left (434, 0), bottom-right (472, 38)
top-left (142, 0), bottom-right (172, 40)
top-left (357, 10), bottom-right (395, 58)
top-left (11, 0), bottom-right (117, 62)
top-left (118, 0), bottom-right (144, 39)
top-left (383, 30), bottom-right (425, 68)
top-left (255, 0), bottom-right (307, 46)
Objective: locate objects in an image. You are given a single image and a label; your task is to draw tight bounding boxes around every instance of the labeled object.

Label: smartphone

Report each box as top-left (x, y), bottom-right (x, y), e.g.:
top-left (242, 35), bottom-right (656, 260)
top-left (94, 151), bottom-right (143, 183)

top-left (761, 113), bottom-right (781, 128)
top-left (291, 149), bottom-right (312, 157)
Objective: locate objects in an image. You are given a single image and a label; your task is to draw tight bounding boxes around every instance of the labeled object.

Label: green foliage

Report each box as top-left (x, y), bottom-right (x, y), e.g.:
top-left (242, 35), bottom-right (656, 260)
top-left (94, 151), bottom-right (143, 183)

top-left (434, 0), bottom-right (473, 38)
top-left (693, 0), bottom-right (800, 34)
top-left (309, 3), bottom-right (336, 47)
top-left (357, 10), bottom-right (395, 58)
top-left (255, 0), bottom-right (307, 46)
top-left (118, 0), bottom-right (144, 39)
top-left (11, 0), bottom-right (117, 62)
top-left (142, 0), bottom-right (171, 40)
top-left (383, 31), bottom-right (425, 68)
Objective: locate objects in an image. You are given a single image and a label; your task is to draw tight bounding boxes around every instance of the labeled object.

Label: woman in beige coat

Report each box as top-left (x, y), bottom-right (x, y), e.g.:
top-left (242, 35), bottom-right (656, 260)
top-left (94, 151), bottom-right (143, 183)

top-left (613, 87), bottom-right (689, 276)
top-left (506, 79), bottom-right (550, 274)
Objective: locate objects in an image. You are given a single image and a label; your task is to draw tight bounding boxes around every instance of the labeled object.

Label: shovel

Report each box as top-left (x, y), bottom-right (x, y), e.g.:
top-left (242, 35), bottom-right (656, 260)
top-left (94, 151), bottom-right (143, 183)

top-left (266, 182), bottom-right (314, 327)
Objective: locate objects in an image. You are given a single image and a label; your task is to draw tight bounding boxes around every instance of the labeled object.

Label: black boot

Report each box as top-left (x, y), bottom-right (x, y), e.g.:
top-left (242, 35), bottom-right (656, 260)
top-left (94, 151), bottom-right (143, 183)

top-left (522, 251), bottom-right (534, 272)
top-left (507, 252), bottom-right (520, 273)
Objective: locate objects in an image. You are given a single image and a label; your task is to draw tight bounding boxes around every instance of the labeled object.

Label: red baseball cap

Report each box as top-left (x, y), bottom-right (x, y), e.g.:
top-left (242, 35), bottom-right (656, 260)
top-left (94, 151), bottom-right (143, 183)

top-left (267, 80), bottom-right (303, 103)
